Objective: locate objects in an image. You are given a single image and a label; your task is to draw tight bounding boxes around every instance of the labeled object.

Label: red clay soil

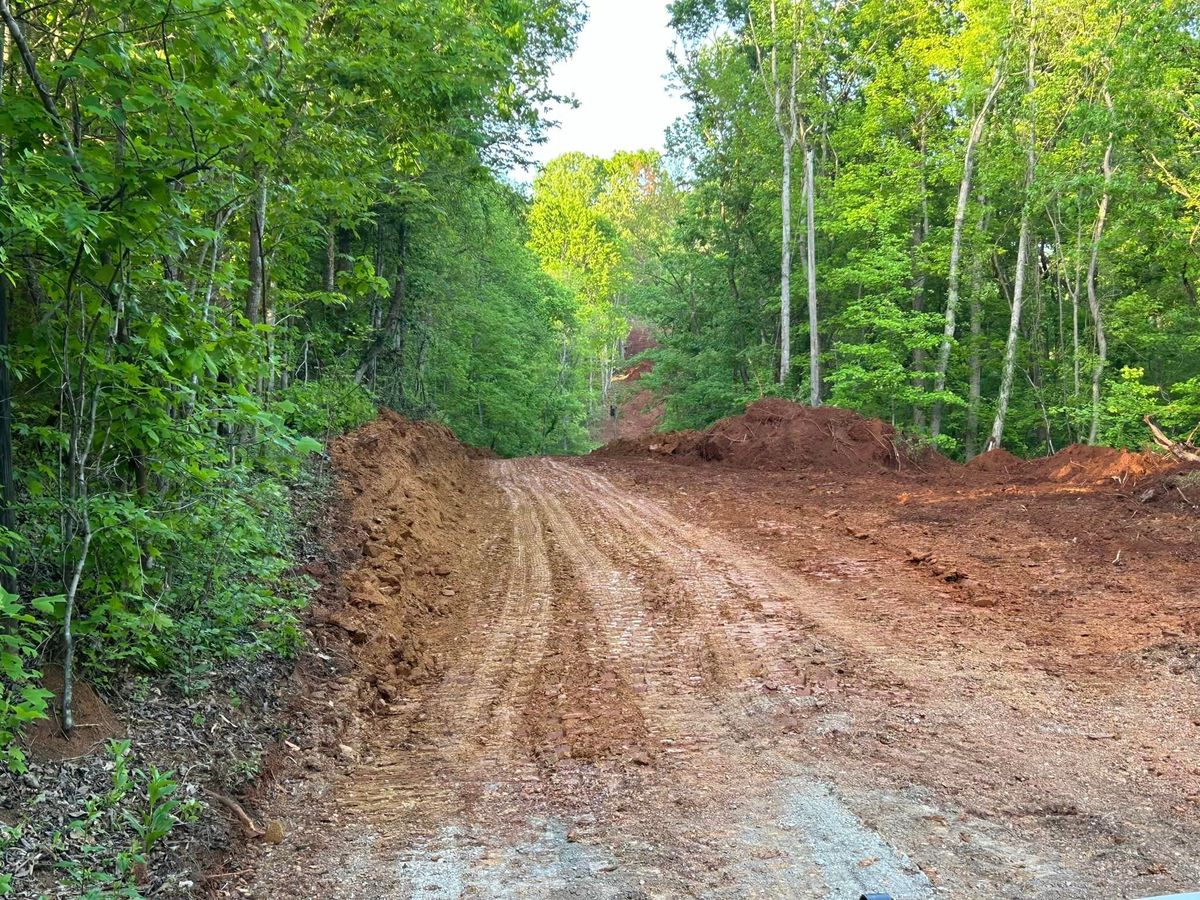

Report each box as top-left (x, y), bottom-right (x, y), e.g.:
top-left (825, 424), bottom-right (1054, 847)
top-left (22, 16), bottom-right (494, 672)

top-left (600, 326), bottom-right (664, 444)
top-left (600, 398), bottom-right (950, 476)
top-left (969, 442), bottom-right (1177, 485)
top-left (603, 398), bottom-right (1187, 488)
top-left (623, 324), bottom-right (656, 359)
top-left (25, 665), bottom-right (124, 762)
top-left (221, 409), bottom-right (1200, 899)
top-left (312, 409), bottom-right (492, 693)
top-left (966, 446), bottom-right (1025, 474)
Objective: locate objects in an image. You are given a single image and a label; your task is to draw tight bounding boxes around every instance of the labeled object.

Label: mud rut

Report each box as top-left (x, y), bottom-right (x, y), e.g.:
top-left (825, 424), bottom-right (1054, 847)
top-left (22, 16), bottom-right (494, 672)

top-left (246, 458), bottom-right (1200, 899)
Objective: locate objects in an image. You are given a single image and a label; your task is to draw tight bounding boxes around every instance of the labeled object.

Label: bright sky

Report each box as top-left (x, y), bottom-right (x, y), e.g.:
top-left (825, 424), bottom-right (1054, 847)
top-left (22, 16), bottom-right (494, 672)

top-left (523, 0), bottom-right (689, 173)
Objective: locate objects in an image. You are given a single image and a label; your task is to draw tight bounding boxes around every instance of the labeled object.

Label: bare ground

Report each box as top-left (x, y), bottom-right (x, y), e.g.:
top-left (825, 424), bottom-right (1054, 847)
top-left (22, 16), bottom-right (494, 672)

top-left (219, 424), bottom-right (1200, 899)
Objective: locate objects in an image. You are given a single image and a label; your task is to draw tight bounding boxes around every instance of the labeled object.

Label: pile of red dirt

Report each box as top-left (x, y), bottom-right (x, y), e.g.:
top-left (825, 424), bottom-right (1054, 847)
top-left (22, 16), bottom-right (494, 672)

top-left (24, 666), bottom-right (124, 762)
top-left (624, 324), bottom-right (656, 359)
top-left (1023, 443), bottom-right (1173, 484)
top-left (602, 325), bottom-right (664, 444)
top-left (614, 388), bottom-right (664, 441)
top-left (965, 447), bottom-right (1024, 474)
top-left (598, 399), bottom-right (950, 476)
top-left (312, 409), bottom-right (490, 693)
top-left (600, 399), bottom-right (1191, 488)
top-left (967, 442), bottom-right (1176, 485)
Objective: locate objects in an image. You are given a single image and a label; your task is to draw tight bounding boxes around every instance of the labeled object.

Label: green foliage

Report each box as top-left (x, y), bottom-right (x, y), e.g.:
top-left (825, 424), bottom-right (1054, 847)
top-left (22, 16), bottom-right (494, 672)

top-left (0, 581), bottom-right (54, 774)
top-left (366, 178), bottom-right (596, 455)
top-left (277, 378), bottom-right (379, 439)
top-left (615, 0), bottom-right (1200, 458)
top-left (0, 0), bottom-right (585, 777)
top-left (1098, 367), bottom-right (1166, 448)
top-left (1096, 367), bottom-right (1200, 450)
top-left (123, 765), bottom-right (191, 856)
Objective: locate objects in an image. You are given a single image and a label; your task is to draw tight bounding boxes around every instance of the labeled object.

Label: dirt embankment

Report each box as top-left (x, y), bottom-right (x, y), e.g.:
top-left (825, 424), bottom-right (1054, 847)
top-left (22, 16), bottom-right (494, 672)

top-left (599, 399), bottom-right (949, 476)
top-left (215, 406), bottom-right (1200, 897)
top-left (601, 325), bottom-right (664, 445)
top-left (211, 410), bottom-right (505, 892)
top-left (307, 409), bottom-right (496, 703)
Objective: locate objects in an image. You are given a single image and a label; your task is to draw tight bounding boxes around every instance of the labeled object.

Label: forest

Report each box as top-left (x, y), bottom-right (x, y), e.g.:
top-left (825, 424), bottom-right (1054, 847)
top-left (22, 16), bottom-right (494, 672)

top-left (0, 0), bottom-right (1199, 892)
top-left (545, 0), bottom-right (1200, 458)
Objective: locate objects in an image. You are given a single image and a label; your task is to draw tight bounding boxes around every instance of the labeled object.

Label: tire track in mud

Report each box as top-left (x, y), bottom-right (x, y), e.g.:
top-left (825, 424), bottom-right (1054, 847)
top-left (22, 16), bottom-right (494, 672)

top-left (509, 463), bottom-right (731, 749)
top-left (547, 460), bottom-right (1004, 705)
top-left (557, 459), bottom-right (1200, 897)
top-left (276, 458), bottom-right (936, 897)
top-left (495, 460), bottom-right (935, 899)
top-left (536, 460), bottom-right (890, 698)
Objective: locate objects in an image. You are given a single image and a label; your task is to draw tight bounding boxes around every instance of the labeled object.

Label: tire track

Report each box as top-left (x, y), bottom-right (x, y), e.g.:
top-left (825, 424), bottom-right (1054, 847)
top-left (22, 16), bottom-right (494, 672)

top-left (545, 459), bottom-right (957, 693)
top-left (491, 459), bottom-right (935, 898)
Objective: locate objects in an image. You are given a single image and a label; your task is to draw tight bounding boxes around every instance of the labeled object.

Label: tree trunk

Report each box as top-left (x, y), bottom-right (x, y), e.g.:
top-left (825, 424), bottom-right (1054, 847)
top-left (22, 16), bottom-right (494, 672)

top-left (930, 65), bottom-right (1005, 438)
top-left (245, 169), bottom-right (267, 326)
top-left (779, 132), bottom-right (793, 385)
top-left (1072, 221), bottom-right (1082, 399)
top-left (987, 16), bottom-right (1037, 453)
top-left (0, 29), bottom-right (14, 594)
top-left (911, 134), bottom-right (930, 427)
top-left (965, 282), bottom-right (984, 459)
top-left (964, 204), bottom-right (990, 459)
top-left (354, 222), bottom-right (407, 385)
top-left (1086, 114), bottom-right (1114, 445)
top-left (988, 219), bottom-right (1031, 453)
top-left (0, 261), bottom-right (13, 596)
top-left (324, 226), bottom-right (337, 293)
top-left (804, 144), bottom-right (820, 405)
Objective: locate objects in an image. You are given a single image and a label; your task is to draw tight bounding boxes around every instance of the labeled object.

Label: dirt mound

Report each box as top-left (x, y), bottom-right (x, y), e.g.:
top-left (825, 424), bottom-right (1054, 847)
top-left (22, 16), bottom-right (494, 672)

top-left (24, 665), bottom-right (124, 762)
top-left (602, 402), bottom-right (1182, 488)
top-left (700, 400), bottom-right (898, 473)
top-left (624, 325), bottom-right (656, 359)
top-left (1024, 443), bottom-right (1172, 484)
top-left (598, 399), bottom-right (949, 476)
top-left (966, 447), bottom-right (1025, 474)
top-left (604, 326), bottom-right (664, 444)
top-left (314, 409), bottom-right (490, 697)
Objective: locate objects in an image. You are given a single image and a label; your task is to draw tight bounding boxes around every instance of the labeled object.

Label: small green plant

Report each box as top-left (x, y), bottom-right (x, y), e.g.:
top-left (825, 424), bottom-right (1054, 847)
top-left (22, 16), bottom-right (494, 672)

top-left (124, 766), bottom-right (190, 855)
top-left (0, 822), bottom-right (21, 895)
top-left (230, 750), bottom-right (264, 786)
top-left (276, 376), bottom-right (378, 438)
top-left (42, 742), bottom-right (198, 897)
top-left (107, 740), bottom-right (133, 807)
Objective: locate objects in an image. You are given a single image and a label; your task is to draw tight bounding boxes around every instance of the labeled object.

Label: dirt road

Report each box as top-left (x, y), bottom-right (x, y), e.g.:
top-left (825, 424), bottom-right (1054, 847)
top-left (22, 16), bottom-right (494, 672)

top-left (235, 444), bottom-right (1200, 899)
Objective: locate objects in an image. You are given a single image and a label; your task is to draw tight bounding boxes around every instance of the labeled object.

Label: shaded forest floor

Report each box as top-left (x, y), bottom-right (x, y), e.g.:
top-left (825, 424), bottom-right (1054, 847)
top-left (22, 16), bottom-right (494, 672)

top-left (211, 408), bottom-right (1200, 898)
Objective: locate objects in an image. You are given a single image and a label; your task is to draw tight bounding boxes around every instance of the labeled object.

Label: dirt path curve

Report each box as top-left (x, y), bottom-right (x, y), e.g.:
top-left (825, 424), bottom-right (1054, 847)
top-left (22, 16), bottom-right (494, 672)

top-left (241, 457), bottom-right (1199, 899)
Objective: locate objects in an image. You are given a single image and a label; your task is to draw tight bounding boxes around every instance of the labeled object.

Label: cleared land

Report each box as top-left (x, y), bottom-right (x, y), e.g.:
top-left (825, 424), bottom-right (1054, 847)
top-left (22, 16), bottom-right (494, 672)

top-left (224, 410), bottom-right (1200, 899)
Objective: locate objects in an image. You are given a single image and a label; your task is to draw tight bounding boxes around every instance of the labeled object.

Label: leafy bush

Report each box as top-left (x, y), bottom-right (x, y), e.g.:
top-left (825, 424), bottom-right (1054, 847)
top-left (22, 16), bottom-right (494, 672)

top-left (276, 377), bottom-right (378, 439)
top-left (1096, 367), bottom-right (1166, 448)
top-left (0, 583), bottom-right (54, 774)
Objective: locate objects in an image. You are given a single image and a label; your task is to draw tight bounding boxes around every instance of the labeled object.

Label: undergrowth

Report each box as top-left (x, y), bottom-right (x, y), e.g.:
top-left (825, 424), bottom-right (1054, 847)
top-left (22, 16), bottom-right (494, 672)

top-left (1, 377), bottom-right (376, 774)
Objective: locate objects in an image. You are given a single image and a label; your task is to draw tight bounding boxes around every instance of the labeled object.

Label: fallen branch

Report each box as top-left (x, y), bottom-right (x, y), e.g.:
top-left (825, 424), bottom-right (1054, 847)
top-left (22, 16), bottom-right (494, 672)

top-left (204, 790), bottom-right (264, 837)
top-left (1144, 416), bottom-right (1200, 463)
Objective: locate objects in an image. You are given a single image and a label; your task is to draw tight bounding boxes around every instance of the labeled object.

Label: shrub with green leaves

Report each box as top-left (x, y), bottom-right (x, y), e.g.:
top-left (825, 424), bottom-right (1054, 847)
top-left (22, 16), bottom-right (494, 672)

top-left (277, 377), bottom-right (379, 439)
top-left (0, 586), bottom-right (54, 774)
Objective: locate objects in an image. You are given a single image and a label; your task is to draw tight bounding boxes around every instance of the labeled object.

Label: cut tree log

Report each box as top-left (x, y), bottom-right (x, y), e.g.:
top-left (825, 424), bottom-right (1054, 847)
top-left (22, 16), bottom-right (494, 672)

top-left (1144, 416), bottom-right (1200, 463)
